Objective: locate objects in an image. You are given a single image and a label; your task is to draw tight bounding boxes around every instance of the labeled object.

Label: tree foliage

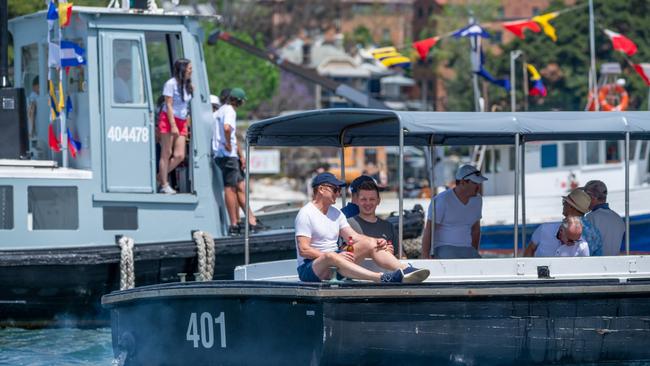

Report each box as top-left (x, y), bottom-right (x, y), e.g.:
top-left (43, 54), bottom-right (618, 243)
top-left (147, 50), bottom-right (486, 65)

top-left (494, 0), bottom-right (650, 111)
top-left (202, 23), bottom-right (279, 118)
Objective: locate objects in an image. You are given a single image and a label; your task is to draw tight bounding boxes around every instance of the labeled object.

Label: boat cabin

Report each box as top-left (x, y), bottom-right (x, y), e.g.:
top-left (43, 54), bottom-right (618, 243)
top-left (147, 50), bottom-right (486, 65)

top-left (4, 7), bottom-right (226, 248)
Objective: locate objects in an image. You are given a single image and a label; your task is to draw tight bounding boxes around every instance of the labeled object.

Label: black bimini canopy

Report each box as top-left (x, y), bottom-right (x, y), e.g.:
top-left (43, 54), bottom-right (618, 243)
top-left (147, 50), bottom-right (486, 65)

top-left (246, 109), bottom-right (650, 147)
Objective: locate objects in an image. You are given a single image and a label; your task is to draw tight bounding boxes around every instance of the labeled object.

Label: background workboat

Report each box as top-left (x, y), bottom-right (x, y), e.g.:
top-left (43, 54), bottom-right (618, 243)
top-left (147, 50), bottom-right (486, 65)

top-left (0, 6), bottom-right (295, 326)
top-left (103, 109), bottom-right (650, 365)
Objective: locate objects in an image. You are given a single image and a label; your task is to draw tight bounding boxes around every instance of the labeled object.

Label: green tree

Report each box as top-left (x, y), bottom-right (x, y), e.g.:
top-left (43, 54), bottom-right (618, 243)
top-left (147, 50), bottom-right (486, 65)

top-left (494, 0), bottom-right (650, 111)
top-left (202, 23), bottom-right (279, 118)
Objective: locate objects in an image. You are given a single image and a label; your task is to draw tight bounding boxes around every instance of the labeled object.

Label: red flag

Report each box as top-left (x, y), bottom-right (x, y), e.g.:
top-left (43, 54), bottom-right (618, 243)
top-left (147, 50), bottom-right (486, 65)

top-left (633, 63), bottom-right (650, 86)
top-left (502, 19), bottom-right (541, 40)
top-left (48, 124), bottom-right (61, 152)
top-left (412, 37), bottom-right (439, 61)
top-left (604, 29), bottom-right (637, 56)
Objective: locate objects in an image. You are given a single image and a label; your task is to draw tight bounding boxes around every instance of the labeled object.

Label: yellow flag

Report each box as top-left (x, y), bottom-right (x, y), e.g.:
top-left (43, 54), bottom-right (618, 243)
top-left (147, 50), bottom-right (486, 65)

top-left (371, 47), bottom-right (397, 56)
top-left (48, 80), bottom-right (58, 119)
top-left (526, 64), bottom-right (542, 81)
top-left (58, 81), bottom-right (65, 112)
top-left (374, 51), bottom-right (402, 60)
top-left (532, 12), bottom-right (559, 42)
top-left (58, 2), bottom-right (73, 27)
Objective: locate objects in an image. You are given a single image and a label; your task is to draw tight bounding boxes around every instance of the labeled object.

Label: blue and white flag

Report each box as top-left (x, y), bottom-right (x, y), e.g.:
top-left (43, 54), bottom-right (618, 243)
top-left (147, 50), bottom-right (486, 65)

top-left (476, 66), bottom-right (511, 92)
top-left (46, 0), bottom-right (59, 30)
top-left (452, 24), bottom-right (491, 38)
top-left (60, 41), bottom-right (86, 67)
top-left (48, 43), bottom-right (60, 68)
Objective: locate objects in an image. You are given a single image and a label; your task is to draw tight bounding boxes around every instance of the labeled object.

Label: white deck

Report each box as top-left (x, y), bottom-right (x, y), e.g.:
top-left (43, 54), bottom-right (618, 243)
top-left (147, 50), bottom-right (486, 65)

top-left (235, 256), bottom-right (650, 283)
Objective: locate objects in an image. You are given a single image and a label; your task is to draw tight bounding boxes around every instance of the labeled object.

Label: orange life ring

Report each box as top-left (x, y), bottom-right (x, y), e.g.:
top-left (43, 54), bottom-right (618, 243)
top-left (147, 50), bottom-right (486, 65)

top-left (591, 84), bottom-right (629, 111)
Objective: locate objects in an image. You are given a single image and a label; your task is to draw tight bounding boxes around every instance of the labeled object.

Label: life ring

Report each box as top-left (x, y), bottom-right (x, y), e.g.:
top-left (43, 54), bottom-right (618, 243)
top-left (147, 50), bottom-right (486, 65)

top-left (589, 84), bottom-right (629, 111)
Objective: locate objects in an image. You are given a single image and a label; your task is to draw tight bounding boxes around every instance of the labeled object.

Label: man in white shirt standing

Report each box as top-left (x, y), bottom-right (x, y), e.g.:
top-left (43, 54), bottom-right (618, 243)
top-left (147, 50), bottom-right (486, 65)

top-left (421, 164), bottom-right (486, 259)
top-left (213, 88), bottom-right (260, 235)
top-left (524, 216), bottom-right (590, 257)
top-left (584, 180), bottom-right (625, 256)
top-left (295, 172), bottom-right (429, 283)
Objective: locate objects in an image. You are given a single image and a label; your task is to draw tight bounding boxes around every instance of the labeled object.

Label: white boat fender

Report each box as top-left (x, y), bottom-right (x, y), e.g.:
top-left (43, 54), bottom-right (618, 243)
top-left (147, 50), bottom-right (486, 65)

top-left (116, 235), bottom-right (135, 290)
top-left (192, 230), bottom-right (215, 281)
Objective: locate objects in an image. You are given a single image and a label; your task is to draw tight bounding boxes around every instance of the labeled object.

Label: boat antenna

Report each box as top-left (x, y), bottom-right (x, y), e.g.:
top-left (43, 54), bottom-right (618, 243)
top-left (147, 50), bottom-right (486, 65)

top-left (0, 0), bottom-right (10, 87)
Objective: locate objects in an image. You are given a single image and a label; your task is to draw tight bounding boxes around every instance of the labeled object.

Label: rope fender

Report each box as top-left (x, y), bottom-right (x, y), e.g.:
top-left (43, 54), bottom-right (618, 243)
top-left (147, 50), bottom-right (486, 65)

top-left (193, 231), bottom-right (215, 281)
top-left (116, 236), bottom-right (135, 290)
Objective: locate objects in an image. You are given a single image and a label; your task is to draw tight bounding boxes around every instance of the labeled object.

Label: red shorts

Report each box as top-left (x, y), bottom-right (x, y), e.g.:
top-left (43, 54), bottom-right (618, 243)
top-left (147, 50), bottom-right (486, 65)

top-left (158, 111), bottom-right (189, 136)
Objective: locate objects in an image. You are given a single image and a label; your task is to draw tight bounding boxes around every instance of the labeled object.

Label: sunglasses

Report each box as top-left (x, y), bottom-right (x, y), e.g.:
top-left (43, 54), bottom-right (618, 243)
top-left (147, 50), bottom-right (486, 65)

top-left (321, 184), bottom-right (341, 194)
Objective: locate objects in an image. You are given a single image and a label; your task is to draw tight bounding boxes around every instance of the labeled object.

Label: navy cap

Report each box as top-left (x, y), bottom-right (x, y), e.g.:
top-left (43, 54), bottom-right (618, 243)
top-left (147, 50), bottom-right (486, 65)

top-left (350, 175), bottom-right (376, 193)
top-left (311, 172), bottom-right (346, 188)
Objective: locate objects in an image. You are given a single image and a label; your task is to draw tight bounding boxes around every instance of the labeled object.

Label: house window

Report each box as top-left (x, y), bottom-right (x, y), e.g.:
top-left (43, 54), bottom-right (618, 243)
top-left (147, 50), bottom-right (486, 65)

top-left (541, 144), bottom-right (557, 168)
top-left (103, 206), bottom-right (138, 230)
top-left (112, 40), bottom-right (146, 104)
top-left (563, 142), bottom-right (578, 166)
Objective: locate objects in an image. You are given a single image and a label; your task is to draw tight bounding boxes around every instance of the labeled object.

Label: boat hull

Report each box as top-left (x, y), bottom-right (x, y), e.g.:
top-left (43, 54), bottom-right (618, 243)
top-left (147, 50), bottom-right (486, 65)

top-left (103, 280), bottom-right (650, 365)
top-left (0, 232), bottom-right (295, 327)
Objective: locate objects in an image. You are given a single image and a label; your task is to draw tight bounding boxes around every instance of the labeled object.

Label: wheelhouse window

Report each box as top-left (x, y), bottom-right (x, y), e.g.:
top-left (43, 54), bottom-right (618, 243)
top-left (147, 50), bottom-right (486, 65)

top-left (112, 40), bottom-right (146, 104)
top-left (28, 186), bottom-right (78, 230)
top-left (0, 186), bottom-right (13, 230)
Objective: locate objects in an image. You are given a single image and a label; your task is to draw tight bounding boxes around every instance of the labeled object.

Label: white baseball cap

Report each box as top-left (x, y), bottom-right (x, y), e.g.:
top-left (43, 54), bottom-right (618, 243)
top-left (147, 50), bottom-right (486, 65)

top-left (210, 95), bottom-right (220, 105)
top-left (455, 164), bottom-right (488, 184)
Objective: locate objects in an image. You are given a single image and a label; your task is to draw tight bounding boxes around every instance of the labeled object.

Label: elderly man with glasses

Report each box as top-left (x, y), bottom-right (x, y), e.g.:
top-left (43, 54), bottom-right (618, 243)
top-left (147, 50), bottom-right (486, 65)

top-left (560, 188), bottom-right (603, 256)
top-left (421, 164), bottom-right (487, 259)
top-left (294, 172), bottom-right (430, 283)
top-left (524, 216), bottom-right (590, 257)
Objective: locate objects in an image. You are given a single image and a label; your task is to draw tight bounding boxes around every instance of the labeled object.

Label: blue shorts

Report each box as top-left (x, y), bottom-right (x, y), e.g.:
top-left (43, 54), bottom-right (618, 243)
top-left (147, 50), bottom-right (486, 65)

top-left (297, 259), bottom-right (321, 282)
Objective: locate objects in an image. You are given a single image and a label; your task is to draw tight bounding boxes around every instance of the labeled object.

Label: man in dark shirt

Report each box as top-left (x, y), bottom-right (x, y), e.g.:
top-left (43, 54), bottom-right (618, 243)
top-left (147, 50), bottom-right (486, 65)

top-left (347, 181), bottom-right (396, 255)
top-left (341, 175), bottom-right (376, 218)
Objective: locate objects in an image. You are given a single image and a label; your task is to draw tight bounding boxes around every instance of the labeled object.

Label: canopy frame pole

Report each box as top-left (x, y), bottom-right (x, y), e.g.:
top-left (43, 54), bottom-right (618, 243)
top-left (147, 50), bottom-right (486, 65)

top-left (340, 132), bottom-right (347, 207)
top-left (625, 130), bottom-right (630, 254)
top-left (589, 0), bottom-right (599, 111)
top-left (428, 136), bottom-right (436, 257)
top-left (398, 122), bottom-right (405, 258)
top-left (510, 50), bottom-right (522, 112)
top-left (514, 133), bottom-right (520, 257)
top-left (521, 139), bottom-right (527, 251)
top-left (244, 139), bottom-right (251, 265)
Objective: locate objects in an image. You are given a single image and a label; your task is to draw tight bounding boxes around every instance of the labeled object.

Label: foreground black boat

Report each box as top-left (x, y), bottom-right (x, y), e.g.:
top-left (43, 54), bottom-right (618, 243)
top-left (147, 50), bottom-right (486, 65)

top-left (102, 278), bottom-right (650, 365)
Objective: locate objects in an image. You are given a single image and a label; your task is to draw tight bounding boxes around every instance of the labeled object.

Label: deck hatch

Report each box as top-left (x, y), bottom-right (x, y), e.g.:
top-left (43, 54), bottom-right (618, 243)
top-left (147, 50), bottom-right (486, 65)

top-left (103, 206), bottom-right (138, 230)
top-left (27, 186), bottom-right (78, 230)
top-left (0, 186), bottom-right (13, 229)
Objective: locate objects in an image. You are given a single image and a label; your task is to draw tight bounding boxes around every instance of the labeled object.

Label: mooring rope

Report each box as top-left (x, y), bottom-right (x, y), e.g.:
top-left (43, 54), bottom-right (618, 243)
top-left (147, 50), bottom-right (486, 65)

top-left (117, 236), bottom-right (135, 290)
top-left (193, 231), bottom-right (215, 281)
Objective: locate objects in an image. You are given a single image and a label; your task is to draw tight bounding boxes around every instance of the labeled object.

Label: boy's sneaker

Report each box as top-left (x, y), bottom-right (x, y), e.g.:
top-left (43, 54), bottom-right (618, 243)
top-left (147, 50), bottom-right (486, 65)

top-left (159, 184), bottom-right (176, 194)
top-left (380, 269), bottom-right (404, 283)
top-left (402, 265), bottom-right (430, 283)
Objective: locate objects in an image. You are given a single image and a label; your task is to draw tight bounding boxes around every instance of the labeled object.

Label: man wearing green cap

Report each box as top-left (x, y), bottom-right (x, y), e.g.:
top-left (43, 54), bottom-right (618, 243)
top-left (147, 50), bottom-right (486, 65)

top-left (212, 87), bottom-right (262, 234)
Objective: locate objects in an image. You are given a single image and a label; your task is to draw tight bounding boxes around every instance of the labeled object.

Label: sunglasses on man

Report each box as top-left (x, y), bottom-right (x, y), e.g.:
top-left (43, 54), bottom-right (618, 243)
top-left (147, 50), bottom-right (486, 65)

top-left (321, 184), bottom-right (341, 194)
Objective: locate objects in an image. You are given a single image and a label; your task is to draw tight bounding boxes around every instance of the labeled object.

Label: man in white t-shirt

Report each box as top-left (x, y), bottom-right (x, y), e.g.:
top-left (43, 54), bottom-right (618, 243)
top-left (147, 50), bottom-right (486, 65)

top-left (212, 88), bottom-right (260, 235)
top-left (524, 216), bottom-right (590, 257)
top-left (295, 172), bottom-right (430, 283)
top-left (584, 180), bottom-right (625, 256)
top-left (421, 164), bottom-right (486, 259)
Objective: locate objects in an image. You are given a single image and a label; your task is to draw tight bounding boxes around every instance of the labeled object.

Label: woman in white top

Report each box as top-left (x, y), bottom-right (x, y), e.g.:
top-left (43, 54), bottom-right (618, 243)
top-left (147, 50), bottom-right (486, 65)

top-left (158, 58), bottom-right (193, 194)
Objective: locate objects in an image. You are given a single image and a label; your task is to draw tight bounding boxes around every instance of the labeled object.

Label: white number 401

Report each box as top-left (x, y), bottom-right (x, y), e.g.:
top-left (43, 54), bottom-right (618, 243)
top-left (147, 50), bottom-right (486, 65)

top-left (186, 312), bottom-right (226, 349)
